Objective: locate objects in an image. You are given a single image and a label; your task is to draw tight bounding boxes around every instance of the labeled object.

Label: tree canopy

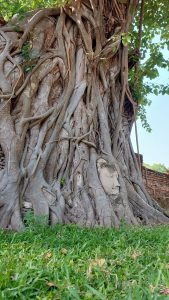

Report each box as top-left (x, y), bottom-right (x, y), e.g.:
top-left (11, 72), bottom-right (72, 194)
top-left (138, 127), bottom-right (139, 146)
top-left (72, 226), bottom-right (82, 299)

top-left (144, 163), bottom-right (169, 173)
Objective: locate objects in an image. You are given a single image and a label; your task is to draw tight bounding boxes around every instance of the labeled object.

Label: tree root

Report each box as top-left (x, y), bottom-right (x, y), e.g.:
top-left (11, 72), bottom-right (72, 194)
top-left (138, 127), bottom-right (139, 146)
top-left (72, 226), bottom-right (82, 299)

top-left (0, 1), bottom-right (168, 230)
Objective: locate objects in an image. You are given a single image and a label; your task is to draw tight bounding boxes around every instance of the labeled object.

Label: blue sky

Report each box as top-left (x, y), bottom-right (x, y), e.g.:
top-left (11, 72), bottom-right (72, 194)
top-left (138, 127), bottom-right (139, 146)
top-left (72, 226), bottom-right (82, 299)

top-left (131, 62), bottom-right (169, 167)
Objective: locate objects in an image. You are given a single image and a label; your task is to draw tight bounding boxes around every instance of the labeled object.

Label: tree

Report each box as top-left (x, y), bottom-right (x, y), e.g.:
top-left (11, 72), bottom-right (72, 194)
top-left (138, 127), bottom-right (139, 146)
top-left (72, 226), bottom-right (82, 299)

top-left (144, 163), bottom-right (169, 174)
top-left (0, 0), bottom-right (168, 230)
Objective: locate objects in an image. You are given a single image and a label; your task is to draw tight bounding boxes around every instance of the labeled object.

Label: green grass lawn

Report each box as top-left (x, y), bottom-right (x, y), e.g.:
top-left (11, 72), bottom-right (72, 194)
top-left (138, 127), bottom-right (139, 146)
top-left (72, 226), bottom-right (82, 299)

top-left (0, 220), bottom-right (169, 300)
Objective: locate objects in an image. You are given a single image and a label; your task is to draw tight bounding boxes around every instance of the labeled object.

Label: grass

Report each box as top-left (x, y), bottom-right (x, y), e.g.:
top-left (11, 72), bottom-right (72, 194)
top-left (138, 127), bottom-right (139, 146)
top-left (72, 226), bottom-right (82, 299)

top-left (0, 218), bottom-right (169, 299)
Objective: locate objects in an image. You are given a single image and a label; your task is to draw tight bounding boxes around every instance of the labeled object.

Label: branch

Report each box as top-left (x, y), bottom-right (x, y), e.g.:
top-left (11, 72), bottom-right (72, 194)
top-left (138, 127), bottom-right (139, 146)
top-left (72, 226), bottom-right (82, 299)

top-left (135, 0), bottom-right (145, 77)
top-left (18, 8), bottom-right (60, 49)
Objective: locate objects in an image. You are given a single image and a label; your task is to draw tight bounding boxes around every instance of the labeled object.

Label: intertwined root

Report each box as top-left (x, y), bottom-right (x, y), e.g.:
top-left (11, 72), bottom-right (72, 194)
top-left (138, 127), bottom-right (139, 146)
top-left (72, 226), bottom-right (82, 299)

top-left (0, 1), bottom-right (168, 230)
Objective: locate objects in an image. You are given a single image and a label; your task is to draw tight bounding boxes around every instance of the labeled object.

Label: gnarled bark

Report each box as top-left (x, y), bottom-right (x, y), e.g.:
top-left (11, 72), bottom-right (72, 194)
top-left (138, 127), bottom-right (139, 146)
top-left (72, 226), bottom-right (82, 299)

top-left (0, 0), bottom-right (168, 230)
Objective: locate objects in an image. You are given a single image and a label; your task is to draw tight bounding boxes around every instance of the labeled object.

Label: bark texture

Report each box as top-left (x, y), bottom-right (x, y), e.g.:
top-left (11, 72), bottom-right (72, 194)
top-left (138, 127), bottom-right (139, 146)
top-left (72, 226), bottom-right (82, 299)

top-left (0, 0), bottom-right (168, 230)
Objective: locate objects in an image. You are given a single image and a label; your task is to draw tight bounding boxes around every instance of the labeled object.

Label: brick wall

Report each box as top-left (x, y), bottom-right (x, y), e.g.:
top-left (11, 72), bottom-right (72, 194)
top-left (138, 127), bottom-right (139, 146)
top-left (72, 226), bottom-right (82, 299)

top-left (142, 166), bottom-right (169, 210)
top-left (135, 153), bottom-right (169, 209)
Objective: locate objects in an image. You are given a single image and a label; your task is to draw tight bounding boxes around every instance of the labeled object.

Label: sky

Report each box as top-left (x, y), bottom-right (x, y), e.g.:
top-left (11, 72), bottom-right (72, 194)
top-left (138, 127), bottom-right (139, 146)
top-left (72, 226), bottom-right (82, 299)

top-left (131, 62), bottom-right (169, 167)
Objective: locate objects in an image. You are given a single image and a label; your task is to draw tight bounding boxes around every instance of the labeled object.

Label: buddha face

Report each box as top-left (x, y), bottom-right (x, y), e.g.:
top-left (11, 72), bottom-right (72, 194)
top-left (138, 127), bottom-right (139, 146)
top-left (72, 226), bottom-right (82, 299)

top-left (97, 158), bottom-right (120, 197)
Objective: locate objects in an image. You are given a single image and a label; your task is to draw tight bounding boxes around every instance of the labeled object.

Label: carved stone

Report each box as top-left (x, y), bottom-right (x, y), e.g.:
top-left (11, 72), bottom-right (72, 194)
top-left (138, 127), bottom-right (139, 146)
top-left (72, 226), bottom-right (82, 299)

top-left (97, 158), bottom-right (120, 197)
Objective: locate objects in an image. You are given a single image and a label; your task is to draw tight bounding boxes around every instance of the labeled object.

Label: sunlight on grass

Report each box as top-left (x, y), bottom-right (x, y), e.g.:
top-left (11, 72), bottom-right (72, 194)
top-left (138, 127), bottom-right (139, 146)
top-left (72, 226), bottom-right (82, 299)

top-left (0, 222), bottom-right (169, 299)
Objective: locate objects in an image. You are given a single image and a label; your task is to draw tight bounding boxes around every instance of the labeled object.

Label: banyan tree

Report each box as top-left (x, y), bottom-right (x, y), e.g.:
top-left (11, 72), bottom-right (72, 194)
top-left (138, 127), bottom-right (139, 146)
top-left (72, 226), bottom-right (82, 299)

top-left (0, 0), bottom-right (168, 230)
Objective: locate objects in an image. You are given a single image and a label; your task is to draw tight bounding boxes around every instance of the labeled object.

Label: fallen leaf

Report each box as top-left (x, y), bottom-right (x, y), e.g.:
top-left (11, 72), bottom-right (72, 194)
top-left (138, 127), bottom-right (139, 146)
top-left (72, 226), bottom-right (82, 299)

top-left (87, 258), bottom-right (106, 276)
top-left (60, 248), bottom-right (68, 255)
top-left (131, 250), bottom-right (141, 260)
top-left (160, 288), bottom-right (169, 295)
top-left (47, 282), bottom-right (57, 288)
top-left (44, 252), bottom-right (52, 259)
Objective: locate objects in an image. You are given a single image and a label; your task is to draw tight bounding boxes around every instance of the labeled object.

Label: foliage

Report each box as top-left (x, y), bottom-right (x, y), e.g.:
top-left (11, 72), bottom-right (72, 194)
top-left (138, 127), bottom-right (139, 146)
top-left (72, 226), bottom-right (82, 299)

top-left (0, 223), bottom-right (169, 299)
top-left (144, 163), bottom-right (169, 173)
top-left (130, 0), bottom-right (169, 130)
top-left (129, 68), bottom-right (152, 132)
top-left (21, 41), bottom-right (31, 61)
top-left (21, 42), bottom-right (38, 72)
top-left (60, 177), bottom-right (66, 188)
top-left (121, 32), bottom-right (132, 47)
top-left (0, 0), bottom-right (71, 20)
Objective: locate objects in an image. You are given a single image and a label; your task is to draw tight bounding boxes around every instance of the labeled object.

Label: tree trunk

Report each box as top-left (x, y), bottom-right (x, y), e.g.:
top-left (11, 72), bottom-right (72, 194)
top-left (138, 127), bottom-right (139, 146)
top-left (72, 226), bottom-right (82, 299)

top-left (0, 0), bottom-right (168, 230)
